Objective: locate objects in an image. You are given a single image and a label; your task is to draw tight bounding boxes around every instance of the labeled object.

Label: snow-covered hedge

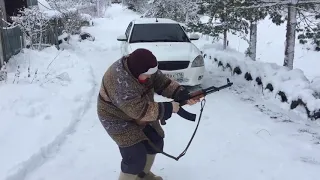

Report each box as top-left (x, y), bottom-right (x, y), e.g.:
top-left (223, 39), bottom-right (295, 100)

top-left (203, 47), bottom-right (320, 120)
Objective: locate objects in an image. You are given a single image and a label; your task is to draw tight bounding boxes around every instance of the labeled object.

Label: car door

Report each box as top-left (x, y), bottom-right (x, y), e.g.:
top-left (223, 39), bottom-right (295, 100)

top-left (121, 22), bottom-right (133, 56)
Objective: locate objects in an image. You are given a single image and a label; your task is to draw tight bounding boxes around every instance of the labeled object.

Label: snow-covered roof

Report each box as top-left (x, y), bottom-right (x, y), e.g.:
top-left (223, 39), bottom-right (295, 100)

top-left (133, 18), bottom-right (179, 24)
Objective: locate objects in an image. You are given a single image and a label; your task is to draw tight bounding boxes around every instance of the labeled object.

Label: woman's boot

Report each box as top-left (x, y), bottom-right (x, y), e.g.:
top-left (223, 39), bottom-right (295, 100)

top-left (137, 154), bottom-right (163, 180)
top-left (118, 172), bottom-right (137, 180)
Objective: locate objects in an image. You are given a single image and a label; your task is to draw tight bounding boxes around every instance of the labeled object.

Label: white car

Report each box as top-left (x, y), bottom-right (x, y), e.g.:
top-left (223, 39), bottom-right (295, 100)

top-left (117, 18), bottom-right (205, 86)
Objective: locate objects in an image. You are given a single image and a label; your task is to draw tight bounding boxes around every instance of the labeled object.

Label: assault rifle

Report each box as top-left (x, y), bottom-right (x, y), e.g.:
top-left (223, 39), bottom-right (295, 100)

top-left (160, 78), bottom-right (234, 125)
top-left (151, 78), bottom-right (234, 161)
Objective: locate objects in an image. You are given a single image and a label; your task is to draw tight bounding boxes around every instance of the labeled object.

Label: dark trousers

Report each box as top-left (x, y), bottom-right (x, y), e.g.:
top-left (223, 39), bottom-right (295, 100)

top-left (119, 125), bottom-right (164, 175)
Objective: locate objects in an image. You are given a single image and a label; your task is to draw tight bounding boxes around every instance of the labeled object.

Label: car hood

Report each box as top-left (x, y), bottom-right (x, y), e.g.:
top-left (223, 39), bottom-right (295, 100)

top-left (128, 42), bottom-right (201, 61)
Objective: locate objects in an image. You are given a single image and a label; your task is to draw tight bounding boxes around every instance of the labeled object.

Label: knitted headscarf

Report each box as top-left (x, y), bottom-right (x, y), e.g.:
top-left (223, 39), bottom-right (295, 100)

top-left (127, 48), bottom-right (158, 79)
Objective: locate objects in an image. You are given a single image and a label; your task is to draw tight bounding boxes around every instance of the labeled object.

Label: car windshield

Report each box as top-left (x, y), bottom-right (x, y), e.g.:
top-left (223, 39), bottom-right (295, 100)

top-left (129, 23), bottom-right (190, 43)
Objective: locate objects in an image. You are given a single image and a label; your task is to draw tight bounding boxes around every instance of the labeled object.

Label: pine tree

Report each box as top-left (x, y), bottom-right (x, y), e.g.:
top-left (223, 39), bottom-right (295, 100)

top-left (122, 0), bottom-right (149, 13)
top-left (190, 0), bottom-right (251, 49)
top-left (263, 0), bottom-right (319, 69)
top-left (296, 6), bottom-right (320, 51)
top-left (145, 0), bottom-right (199, 23)
top-left (234, 0), bottom-right (268, 60)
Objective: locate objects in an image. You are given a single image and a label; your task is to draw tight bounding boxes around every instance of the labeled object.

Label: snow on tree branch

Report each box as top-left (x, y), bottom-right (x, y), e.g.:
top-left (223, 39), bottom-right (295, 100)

top-left (11, 6), bottom-right (51, 49)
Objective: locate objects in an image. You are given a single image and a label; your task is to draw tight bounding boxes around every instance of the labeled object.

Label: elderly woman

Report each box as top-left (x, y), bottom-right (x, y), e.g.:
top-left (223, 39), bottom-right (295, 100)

top-left (97, 48), bottom-right (198, 180)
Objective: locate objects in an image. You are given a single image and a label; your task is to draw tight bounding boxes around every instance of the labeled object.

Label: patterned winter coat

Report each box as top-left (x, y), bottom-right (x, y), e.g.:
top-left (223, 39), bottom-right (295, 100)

top-left (97, 56), bottom-right (185, 148)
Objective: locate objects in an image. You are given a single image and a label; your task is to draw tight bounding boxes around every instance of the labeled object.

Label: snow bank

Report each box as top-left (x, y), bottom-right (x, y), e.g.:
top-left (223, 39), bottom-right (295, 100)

top-left (311, 77), bottom-right (320, 98)
top-left (0, 45), bottom-right (95, 180)
top-left (202, 45), bottom-right (320, 121)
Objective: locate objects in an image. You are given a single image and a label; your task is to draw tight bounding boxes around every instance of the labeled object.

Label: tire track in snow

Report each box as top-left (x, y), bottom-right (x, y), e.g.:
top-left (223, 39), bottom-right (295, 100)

top-left (5, 65), bottom-right (97, 180)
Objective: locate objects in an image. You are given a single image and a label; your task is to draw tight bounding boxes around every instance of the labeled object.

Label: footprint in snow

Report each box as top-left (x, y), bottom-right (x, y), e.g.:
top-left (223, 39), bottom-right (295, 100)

top-left (300, 157), bottom-right (320, 165)
top-left (240, 96), bottom-right (255, 102)
top-left (254, 104), bottom-right (293, 123)
top-left (297, 129), bottom-right (320, 145)
top-left (297, 128), bottom-right (318, 135)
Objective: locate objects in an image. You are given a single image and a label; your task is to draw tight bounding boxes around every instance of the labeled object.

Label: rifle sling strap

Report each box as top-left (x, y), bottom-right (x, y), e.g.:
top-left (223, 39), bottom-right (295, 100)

top-left (147, 98), bottom-right (206, 161)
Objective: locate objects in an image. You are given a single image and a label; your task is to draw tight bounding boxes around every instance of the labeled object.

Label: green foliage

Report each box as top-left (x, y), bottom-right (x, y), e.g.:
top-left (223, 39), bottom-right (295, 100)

top-left (297, 14), bottom-right (320, 51)
top-left (152, 1), bottom-right (185, 22)
top-left (122, 0), bottom-right (149, 13)
top-left (190, 0), bottom-right (268, 41)
top-left (143, 0), bottom-right (199, 23)
top-left (266, 2), bottom-right (320, 51)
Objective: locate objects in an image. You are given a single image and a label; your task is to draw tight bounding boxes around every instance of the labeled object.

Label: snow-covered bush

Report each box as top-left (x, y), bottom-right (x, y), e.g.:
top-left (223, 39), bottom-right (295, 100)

top-left (58, 10), bottom-right (89, 35)
top-left (11, 1), bottom-right (96, 50)
top-left (47, 0), bottom-right (109, 17)
top-left (311, 77), bottom-right (320, 98)
top-left (204, 48), bottom-right (320, 121)
top-left (123, 0), bottom-right (150, 13)
top-left (143, 0), bottom-right (199, 24)
top-left (11, 6), bottom-right (51, 49)
top-left (46, 0), bottom-right (95, 35)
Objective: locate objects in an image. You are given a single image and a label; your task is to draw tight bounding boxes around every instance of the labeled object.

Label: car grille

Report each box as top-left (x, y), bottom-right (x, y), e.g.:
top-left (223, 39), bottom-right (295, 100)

top-left (158, 61), bottom-right (190, 71)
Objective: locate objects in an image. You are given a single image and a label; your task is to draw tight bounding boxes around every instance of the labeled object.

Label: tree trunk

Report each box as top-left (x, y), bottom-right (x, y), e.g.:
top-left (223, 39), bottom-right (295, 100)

top-left (223, 29), bottom-right (227, 49)
top-left (97, 0), bottom-right (100, 17)
top-left (185, 12), bottom-right (189, 23)
top-left (249, 21), bottom-right (257, 60)
top-left (223, 6), bottom-right (227, 50)
top-left (0, 10), bottom-right (4, 68)
top-left (283, 3), bottom-right (297, 70)
top-left (38, 26), bottom-right (43, 50)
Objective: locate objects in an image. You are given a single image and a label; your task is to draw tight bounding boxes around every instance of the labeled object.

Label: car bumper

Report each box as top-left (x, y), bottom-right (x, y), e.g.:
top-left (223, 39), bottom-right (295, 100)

top-left (161, 66), bottom-right (205, 86)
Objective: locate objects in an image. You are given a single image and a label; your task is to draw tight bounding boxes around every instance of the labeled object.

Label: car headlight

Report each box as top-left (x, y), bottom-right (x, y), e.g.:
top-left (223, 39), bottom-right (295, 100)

top-left (191, 55), bottom-right (204, 67)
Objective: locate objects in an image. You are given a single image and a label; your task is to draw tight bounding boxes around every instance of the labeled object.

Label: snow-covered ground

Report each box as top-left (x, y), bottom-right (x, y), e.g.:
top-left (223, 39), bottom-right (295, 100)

top-left (0, 46), bottom-right (96, 180)
top-left (1, 4), bottom-right (320, 180)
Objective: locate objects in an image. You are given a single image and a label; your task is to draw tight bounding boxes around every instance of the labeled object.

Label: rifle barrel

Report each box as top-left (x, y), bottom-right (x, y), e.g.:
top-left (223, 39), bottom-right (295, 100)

top-left (192, 83), bottom-right (233, 98)
top-left (180, 83), bottom-right (233, 104)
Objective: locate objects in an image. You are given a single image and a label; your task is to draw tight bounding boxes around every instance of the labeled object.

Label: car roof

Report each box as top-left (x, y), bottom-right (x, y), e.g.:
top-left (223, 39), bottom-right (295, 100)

top-left (133, 18), bottom-right (179, 24)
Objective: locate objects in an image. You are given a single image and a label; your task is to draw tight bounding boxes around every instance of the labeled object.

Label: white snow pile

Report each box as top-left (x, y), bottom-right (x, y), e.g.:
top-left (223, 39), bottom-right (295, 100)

top-left (311, 77), bottom-right (320, 98)
top-left (202, 44), bottom-right (320, 120)
top-left (0, 46), bottom-right (95, 180)
top-left (58, 31), bottom-right (71, 42)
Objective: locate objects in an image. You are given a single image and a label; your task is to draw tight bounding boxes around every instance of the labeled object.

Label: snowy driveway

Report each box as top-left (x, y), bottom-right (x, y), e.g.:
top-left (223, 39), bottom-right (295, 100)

top-left (4, 4), bottom-right (320, 180)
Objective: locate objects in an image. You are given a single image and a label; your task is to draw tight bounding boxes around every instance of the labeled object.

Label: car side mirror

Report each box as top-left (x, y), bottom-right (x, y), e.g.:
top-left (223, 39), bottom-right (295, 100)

top-left (189, 34), bottom-right (200, 40)
top-left (117, 34), bottom-right (127, 41)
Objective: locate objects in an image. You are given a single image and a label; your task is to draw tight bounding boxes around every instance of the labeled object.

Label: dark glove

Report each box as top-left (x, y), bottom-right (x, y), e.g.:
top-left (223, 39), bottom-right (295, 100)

top-left (174, 88), bottom-right (190, 103)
